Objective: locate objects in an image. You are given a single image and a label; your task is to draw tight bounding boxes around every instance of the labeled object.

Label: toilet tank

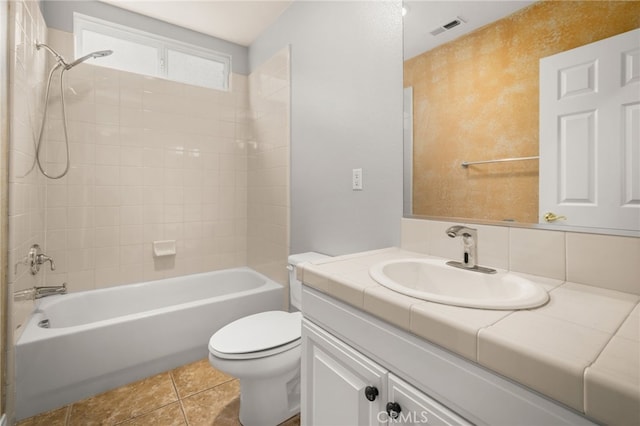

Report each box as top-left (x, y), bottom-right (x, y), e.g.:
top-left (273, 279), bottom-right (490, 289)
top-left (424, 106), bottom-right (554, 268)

top-left (288, 252), bottom-right (330, 310)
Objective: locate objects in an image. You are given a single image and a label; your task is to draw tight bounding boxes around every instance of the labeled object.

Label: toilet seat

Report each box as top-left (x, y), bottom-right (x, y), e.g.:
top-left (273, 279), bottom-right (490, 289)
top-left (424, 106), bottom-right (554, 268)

top-left (209, 311), bottom-right (302, 360)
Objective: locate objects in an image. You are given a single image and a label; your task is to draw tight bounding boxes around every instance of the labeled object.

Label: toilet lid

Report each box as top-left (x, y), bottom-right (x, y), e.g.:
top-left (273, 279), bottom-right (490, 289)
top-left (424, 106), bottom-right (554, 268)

top-left (209, 311), bottom-right (302, 358)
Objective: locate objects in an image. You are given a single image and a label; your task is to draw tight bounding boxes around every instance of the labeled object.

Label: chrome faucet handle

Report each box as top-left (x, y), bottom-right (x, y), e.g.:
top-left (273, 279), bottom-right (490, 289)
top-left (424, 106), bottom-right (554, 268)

top-left (15, 244), bottom-right (55, 275)
top-left (36, 253), bottom-right (56, 271)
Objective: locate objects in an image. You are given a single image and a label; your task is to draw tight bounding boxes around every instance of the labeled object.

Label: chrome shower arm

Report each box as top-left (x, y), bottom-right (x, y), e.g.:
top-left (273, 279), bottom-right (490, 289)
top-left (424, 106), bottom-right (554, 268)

top-left (35, 42), bottom-right (70, 68)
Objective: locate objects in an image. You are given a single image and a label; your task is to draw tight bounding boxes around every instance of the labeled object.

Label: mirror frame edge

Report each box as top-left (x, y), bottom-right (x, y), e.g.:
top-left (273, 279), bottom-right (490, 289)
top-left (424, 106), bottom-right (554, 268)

top-left (405, 215), bottom-right (640, 238)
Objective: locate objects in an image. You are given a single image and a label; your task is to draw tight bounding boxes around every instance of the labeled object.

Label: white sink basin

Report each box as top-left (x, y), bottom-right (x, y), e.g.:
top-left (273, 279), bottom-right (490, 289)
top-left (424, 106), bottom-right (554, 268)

top-left (369, 258), bottom-right (549, 310)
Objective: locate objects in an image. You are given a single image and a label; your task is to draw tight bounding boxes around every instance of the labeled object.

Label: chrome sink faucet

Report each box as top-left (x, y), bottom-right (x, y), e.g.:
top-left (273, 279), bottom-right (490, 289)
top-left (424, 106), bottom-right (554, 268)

top-left (446, 225), bottom-right (477, 268)
top-left (445, 225), bottom-right (496, 274)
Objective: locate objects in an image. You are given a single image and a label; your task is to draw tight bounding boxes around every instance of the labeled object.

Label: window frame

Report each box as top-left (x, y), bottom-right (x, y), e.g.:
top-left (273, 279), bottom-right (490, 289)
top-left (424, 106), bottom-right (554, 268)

top-left (73, 12), bottom-right (232, 91)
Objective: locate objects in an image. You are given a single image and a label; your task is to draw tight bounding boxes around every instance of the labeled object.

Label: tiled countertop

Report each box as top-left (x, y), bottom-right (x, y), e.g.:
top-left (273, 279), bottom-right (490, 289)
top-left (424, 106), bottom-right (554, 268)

top-left (299, 247), bottom-right (640, 426)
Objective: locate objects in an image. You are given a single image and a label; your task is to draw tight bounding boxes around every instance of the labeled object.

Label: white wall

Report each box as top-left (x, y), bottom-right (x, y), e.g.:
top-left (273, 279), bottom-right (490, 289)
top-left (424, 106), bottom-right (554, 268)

top-left (249, 1), bottom-right (404, 256)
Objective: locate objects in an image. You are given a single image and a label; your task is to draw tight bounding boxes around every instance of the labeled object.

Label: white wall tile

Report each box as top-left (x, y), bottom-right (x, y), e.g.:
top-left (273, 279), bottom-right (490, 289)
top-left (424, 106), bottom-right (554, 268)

top-left (510, 228), bottom-right (566, 280)
top-left (9, 27), bottom-right (285, 303)
top-left (95, 226), bottom-right (119, 247)
top-left (474, 224), bottom-right (509, 270)
top-left (402, 219), bottom-right (640, 294)
top-left (425, 220), bottom-right (464, 260)
top-left (566, 233), bottom-right (640, 295)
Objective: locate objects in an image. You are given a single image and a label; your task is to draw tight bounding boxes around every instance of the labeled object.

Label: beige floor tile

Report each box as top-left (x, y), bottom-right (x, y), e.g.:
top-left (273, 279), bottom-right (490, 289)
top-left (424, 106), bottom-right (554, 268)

top-left (120, 402), bottom-right (186, 426)
top-left (17, 406), bottom-right (69, 426)
top-left (68, 372), bottom-right (178, 425)
top-left (181, 380), bottom-right (241, 426)
top-left (18, 358), bottom-right (300, 426)
top-left (171, 358), bottom-right (234, 399)
top-left (279, 414), bottom-right (301, 426)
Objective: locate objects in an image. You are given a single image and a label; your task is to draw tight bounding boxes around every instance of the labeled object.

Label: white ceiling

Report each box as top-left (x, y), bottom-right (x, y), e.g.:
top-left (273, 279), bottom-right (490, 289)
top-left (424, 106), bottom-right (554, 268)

top-left (403, 1), bottom-right (535, 59)
top-left (100, 0), bottom-right (293, 46)
top-left (100, 0), bottom-right (535, 56)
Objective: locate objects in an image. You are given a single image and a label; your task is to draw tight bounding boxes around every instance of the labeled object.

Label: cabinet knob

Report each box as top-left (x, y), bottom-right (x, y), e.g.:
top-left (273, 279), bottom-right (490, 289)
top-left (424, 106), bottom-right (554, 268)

top-left (386, 402), bottom-right (402, 419)
top-left (364, 386), bottom-right (379, 401)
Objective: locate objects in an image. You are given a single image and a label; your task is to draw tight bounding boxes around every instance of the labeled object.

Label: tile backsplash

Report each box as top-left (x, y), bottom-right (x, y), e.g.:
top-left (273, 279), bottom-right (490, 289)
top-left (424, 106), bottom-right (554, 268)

top-left (401, 218), bottom-right (640, 295)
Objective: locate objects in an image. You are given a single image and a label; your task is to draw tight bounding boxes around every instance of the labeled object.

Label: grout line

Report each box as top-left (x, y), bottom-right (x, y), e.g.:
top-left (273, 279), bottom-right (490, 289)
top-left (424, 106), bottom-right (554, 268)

top-left (178, 399), bottom-right (190, 426)
top-left (64, 404), bottom-right (72, 426)
top-left (112, 401), bottom-right (183, 426)
top-left (168, 368), bottom-right (181, 400)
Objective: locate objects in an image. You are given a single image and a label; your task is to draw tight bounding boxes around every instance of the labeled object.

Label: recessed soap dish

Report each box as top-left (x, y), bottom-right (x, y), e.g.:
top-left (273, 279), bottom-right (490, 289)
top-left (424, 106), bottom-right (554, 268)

top-left (153, 240), bottom-right (176, 257)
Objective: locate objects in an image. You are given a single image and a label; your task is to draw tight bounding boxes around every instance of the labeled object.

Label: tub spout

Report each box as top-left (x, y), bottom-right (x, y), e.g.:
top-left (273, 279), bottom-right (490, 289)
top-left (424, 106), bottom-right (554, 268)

top-left (14, 283), bottom-right (67, 301)
top-left (34, 283), bottom-right (67, 299)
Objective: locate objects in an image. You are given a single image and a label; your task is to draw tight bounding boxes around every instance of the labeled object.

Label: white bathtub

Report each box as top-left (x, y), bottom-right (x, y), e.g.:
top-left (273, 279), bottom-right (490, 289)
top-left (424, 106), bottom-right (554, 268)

top-left (15, 267), bottom-right (284, 420)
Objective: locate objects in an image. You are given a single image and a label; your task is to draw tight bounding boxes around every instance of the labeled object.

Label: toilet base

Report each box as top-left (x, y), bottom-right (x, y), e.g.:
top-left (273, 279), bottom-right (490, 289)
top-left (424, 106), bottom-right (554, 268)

top-left (208, 346), bottom-right (301, 426)
top-left (238, 367), bottom-right (300, 426)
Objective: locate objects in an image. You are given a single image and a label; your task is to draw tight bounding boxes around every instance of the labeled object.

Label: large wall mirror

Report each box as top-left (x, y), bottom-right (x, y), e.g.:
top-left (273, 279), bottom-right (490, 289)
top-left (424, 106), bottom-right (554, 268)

top-left (403, 0), bottom-right (640, 235)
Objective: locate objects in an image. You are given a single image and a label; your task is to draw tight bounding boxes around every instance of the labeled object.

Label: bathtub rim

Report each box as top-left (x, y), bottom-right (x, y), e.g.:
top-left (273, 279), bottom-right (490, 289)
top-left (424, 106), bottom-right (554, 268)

top-left (16, 267), bottom-right (284, 345)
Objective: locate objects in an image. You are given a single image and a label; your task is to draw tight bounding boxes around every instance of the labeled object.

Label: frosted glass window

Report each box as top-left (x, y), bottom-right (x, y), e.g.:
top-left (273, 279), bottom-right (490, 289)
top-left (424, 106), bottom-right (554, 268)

top-left (81, 30), bottom-right (160, 77)
top-left (74, 13), bottom-right (231, 91)
top-left (167, 49), bottom-right (227, 90)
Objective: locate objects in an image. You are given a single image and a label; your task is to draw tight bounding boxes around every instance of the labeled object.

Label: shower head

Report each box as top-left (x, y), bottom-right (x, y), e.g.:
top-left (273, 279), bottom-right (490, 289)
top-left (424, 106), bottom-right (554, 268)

top-left (36, 42), bottom-right (113, 70)
top-left (65, 50), bottom-right (113, 70)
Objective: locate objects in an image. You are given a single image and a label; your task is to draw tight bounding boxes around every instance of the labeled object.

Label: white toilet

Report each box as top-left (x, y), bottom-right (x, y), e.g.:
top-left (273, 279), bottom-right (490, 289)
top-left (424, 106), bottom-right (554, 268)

top-left (208, 252), bottom-right (329, 426)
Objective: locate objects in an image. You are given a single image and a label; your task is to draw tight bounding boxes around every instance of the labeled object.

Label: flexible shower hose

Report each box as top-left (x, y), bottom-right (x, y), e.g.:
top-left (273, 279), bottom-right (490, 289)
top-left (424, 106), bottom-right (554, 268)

top-left (35, 61), bottom-right (71, 179)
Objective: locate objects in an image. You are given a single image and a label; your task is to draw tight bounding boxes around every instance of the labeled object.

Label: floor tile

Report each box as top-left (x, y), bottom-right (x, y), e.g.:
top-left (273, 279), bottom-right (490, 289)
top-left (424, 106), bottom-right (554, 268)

top-left (120, 402), bottom-right (186, 426)
top-left (68, 372), bottom-right (178, 425)
top-left (171, 358), bottom-right (234, 399)
top-left (181, 380), bottom-right (241, 426)
top-left (280, 414), bottom-right (301, 426)
top-left (16, 406), bottom-right (68, 426)
top-left (17, 359), bottom-right (302, 426)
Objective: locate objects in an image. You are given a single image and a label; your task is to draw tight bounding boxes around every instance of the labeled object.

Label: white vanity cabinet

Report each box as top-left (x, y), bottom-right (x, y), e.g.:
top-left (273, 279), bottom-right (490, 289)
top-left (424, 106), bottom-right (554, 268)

top-left (301, 320), bottom-right (387, 425)
top-left (387, 374), bottom-right (471, 426)
top-left (301, 286), bottom-right (598, 426)
top-left (302, 320), bottom-right (471, 426)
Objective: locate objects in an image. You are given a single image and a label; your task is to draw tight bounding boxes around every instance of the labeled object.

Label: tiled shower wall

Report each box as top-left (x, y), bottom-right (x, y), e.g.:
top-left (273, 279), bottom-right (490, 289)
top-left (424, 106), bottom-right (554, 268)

top-left (8, 0), bottom-right (48, 310)
top-left (7, 0), bottom-right (48, 414)
top-left (41, 28), bottom-right (251, 293)
top-left (247, 47), bottom-right (291, 303)
top-left (8, 24), bottom-right (291, 332)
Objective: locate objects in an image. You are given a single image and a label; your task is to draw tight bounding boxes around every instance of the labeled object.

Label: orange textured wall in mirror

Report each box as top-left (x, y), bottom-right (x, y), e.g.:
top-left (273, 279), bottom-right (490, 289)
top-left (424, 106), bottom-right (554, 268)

top-left (404, 0), bottom-right (640, 223)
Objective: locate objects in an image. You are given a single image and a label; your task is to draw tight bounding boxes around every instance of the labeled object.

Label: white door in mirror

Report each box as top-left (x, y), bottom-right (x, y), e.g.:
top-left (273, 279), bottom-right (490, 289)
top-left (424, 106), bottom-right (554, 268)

top-left (539, 28), bottom-right (640, 231)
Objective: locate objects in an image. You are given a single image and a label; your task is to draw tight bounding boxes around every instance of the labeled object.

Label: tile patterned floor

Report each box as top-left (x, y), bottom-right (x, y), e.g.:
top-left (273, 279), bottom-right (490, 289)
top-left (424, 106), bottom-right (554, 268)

top-left (17, 358), bottom-right (301, 426)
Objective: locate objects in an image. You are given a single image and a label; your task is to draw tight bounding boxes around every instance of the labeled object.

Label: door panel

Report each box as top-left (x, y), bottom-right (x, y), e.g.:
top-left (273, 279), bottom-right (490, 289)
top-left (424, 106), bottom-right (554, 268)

top-left (540, 29), bottom-right (640, 230)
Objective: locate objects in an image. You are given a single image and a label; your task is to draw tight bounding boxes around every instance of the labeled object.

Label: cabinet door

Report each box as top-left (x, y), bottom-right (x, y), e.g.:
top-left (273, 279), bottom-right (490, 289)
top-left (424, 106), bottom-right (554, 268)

top-left (302, 320), bottom-right (388, 426)
top-left (387, 374), bottom-right (472, 426)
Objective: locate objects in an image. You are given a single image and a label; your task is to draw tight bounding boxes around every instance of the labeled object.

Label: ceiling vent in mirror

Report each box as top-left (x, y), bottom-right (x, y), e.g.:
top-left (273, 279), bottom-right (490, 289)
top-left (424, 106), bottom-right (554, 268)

top-left (430, 17), bottom-right (466, 36)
